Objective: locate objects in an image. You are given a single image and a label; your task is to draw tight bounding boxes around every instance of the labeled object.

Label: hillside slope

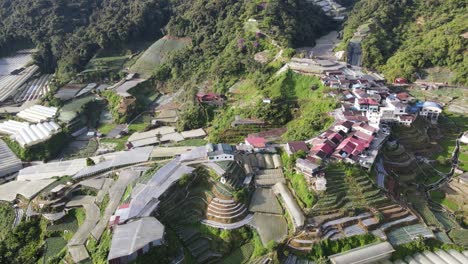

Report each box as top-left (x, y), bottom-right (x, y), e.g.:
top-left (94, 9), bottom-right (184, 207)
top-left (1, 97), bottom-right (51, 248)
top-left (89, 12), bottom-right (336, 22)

top-left (341, 0), bottom-right (467, 84)
top-left (0, 0), bottom-right (170, 80)
top-left (160, 0), bottom-right (336, 90)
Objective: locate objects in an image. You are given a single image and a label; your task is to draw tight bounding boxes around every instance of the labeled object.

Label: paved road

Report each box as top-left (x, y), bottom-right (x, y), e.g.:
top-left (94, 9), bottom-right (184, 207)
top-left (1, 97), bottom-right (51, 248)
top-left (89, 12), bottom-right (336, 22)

top-left (91, 169), bottom-right (139, 240)
top-left (96, 178), bottom-right (114, 204)
top-left (66, 195), bottom-right (100, 263)
top-left (297, 31), bottom-right (340, 60)
top-left (68, 245), bottom-right (90, 263)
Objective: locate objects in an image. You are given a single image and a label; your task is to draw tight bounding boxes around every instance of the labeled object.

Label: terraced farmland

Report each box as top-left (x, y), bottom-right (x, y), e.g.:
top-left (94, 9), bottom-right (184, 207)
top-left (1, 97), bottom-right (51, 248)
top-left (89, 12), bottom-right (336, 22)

top-left (222, 242), bottom-right (254, 264)
top-left (156, 170), bottom-right (254, 263)
top-left (43, 237), bottom-right (67, 261)
top-left (312, 165), bottom-right (391, 215)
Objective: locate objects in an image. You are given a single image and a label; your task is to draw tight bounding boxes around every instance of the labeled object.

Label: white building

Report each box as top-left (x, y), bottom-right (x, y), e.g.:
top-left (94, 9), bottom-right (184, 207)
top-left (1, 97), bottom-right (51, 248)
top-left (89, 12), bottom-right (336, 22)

top-left (206, 143), bottom-right (235, 161)
top-left (314, 176), bottom-right (327, 191)
top-left (419, 101), bottom-right (442, 122)
top-left (366, 94), bottom-right (415, 126)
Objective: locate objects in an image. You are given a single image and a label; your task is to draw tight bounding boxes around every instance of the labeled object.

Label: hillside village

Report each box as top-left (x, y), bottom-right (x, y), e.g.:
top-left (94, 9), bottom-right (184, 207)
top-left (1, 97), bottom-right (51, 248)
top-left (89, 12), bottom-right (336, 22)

top-left (0, 1), bottom-right (467, 264)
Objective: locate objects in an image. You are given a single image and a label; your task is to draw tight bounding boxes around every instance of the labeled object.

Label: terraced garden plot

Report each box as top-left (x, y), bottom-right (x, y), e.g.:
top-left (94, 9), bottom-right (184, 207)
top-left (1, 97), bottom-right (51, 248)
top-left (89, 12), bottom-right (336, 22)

top-left (433, 212), bottom-right (460, 230)
top-left (44, 237), bottom-right (67, 261)
top-left (448, 229), bottom-right (468, 247)
top-left (83, 55), bottom-right (129, 73)
top-left (406, 191), bottom-right (443, 228)
top-left (313, 167), bottom-right (391, 214)
top-left (222, 242), bottom-right (254, 264)
top-left (249, 188), bottom-right (283, 215)
top-left (430, 191), bottom-right (459, 211)
top-left (47, 214), bottom-right (79, 233)
top-left (251, 213), bottom-right (288, 245)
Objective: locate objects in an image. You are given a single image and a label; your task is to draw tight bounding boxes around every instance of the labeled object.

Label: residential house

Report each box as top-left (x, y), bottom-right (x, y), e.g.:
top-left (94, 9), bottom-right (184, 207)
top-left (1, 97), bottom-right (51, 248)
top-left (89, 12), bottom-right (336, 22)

top-left (342, 110), bottom-right (368, 123)
top-left (394, 77), bottom-right (409, 84)
top-left (333, 121), bottom-right (354, 134)
top-left (351, 88), bottom-right (368, 99)
top-left (314, 176), bottom-right (327, 191)
top-left (352, 122), bottom-right (377, 136)
top-left (354, 98), bottom-right (379, 112)
top-left (396, 92), bottom-right (414, 104)
top-left (342, 90), bottom-right (355, 102)
top-left (397, 115), bottom-right (416, 126)
top-left (207, 143), bottom-right (235, 161)
top-left (419, 101), bottom-right (442, 122)
top-left (285, 141), bottom-right (309, 156)
top-left (332, 136), bottom-right (370, 161)
top-left (245, 137), bottom-right (267, 149)
top-left (196, 92), bottom-right (224, 106)
top-left (309, 140), bottom-right (335, 160)
top-left (295, 158), bottom-right (321, 179)
top-left (325, 130), bottom-right (346, 145)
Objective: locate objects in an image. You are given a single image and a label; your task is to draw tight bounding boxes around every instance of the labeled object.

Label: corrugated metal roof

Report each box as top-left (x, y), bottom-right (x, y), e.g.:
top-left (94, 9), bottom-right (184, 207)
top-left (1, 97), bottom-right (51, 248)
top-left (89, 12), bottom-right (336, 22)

top-left (0, 139), bottom-right (22, 178)
top-left (108, 217), bottom-right (164, 260)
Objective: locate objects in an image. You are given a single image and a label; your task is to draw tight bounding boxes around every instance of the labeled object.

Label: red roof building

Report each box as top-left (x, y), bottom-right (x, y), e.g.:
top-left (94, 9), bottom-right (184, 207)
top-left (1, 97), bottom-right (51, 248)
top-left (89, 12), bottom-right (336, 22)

top-left (333, 135), bottom-right (369, 160)
top-left (357, 98), bottom-right (379, 106)
top-left (196, 92), bottom-right (224, 106)
top-left (245, 137), bottom-right (266, 148)
top-left (327, 132), bottom-right (344, 145)
top-left (394, 78), bottom-right (409, 84)
top-left (286, 141), bottom-right (309, 155)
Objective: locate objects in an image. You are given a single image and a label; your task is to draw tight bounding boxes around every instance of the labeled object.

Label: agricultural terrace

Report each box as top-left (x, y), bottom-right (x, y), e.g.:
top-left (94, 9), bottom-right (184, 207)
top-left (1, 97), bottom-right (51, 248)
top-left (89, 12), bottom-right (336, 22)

top-left (387, 118), bottom-right (445, 184)
top-left (209, 70), bottom-right (337, 143)
top-left (312, 164), bottom-right (390, 216)
top-left (130, 36), bottom-right (191, 78)
top-left (155, 167), bottom-right (273, 263)
top-left (80, 54), bottom-right (131, 82)
top-left (431, 113), bottom-right (468, 172)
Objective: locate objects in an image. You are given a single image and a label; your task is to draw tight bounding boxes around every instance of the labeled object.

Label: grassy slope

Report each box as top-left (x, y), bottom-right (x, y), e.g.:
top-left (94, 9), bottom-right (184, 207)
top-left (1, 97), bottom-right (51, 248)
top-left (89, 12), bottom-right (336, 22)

top-left (130, 36), bottom-right (191, 78)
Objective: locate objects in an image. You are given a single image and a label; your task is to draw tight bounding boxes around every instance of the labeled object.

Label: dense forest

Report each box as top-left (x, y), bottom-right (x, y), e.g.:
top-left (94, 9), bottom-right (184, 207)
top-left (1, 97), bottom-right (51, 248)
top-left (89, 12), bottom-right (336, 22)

top-left (341, 0), bottom-right (467, 84)
top-left (156, 0), bottom-right (336, 90)
top-left (0, 0), bottom-right (170, 81)
top-left (0, 0), bottom-right (334, 86)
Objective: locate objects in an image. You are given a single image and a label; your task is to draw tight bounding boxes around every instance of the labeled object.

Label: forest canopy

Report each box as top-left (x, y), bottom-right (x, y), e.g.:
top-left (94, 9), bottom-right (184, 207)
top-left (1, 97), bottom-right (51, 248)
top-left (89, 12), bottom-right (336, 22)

top-left (341, 0), bottom-right (467, 84)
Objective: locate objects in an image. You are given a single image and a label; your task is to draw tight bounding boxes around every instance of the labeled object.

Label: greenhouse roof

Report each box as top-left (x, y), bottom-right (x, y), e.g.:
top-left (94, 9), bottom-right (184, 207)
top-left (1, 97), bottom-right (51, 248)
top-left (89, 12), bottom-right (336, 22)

top-left (328, 242), bottom-right (394, 264)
